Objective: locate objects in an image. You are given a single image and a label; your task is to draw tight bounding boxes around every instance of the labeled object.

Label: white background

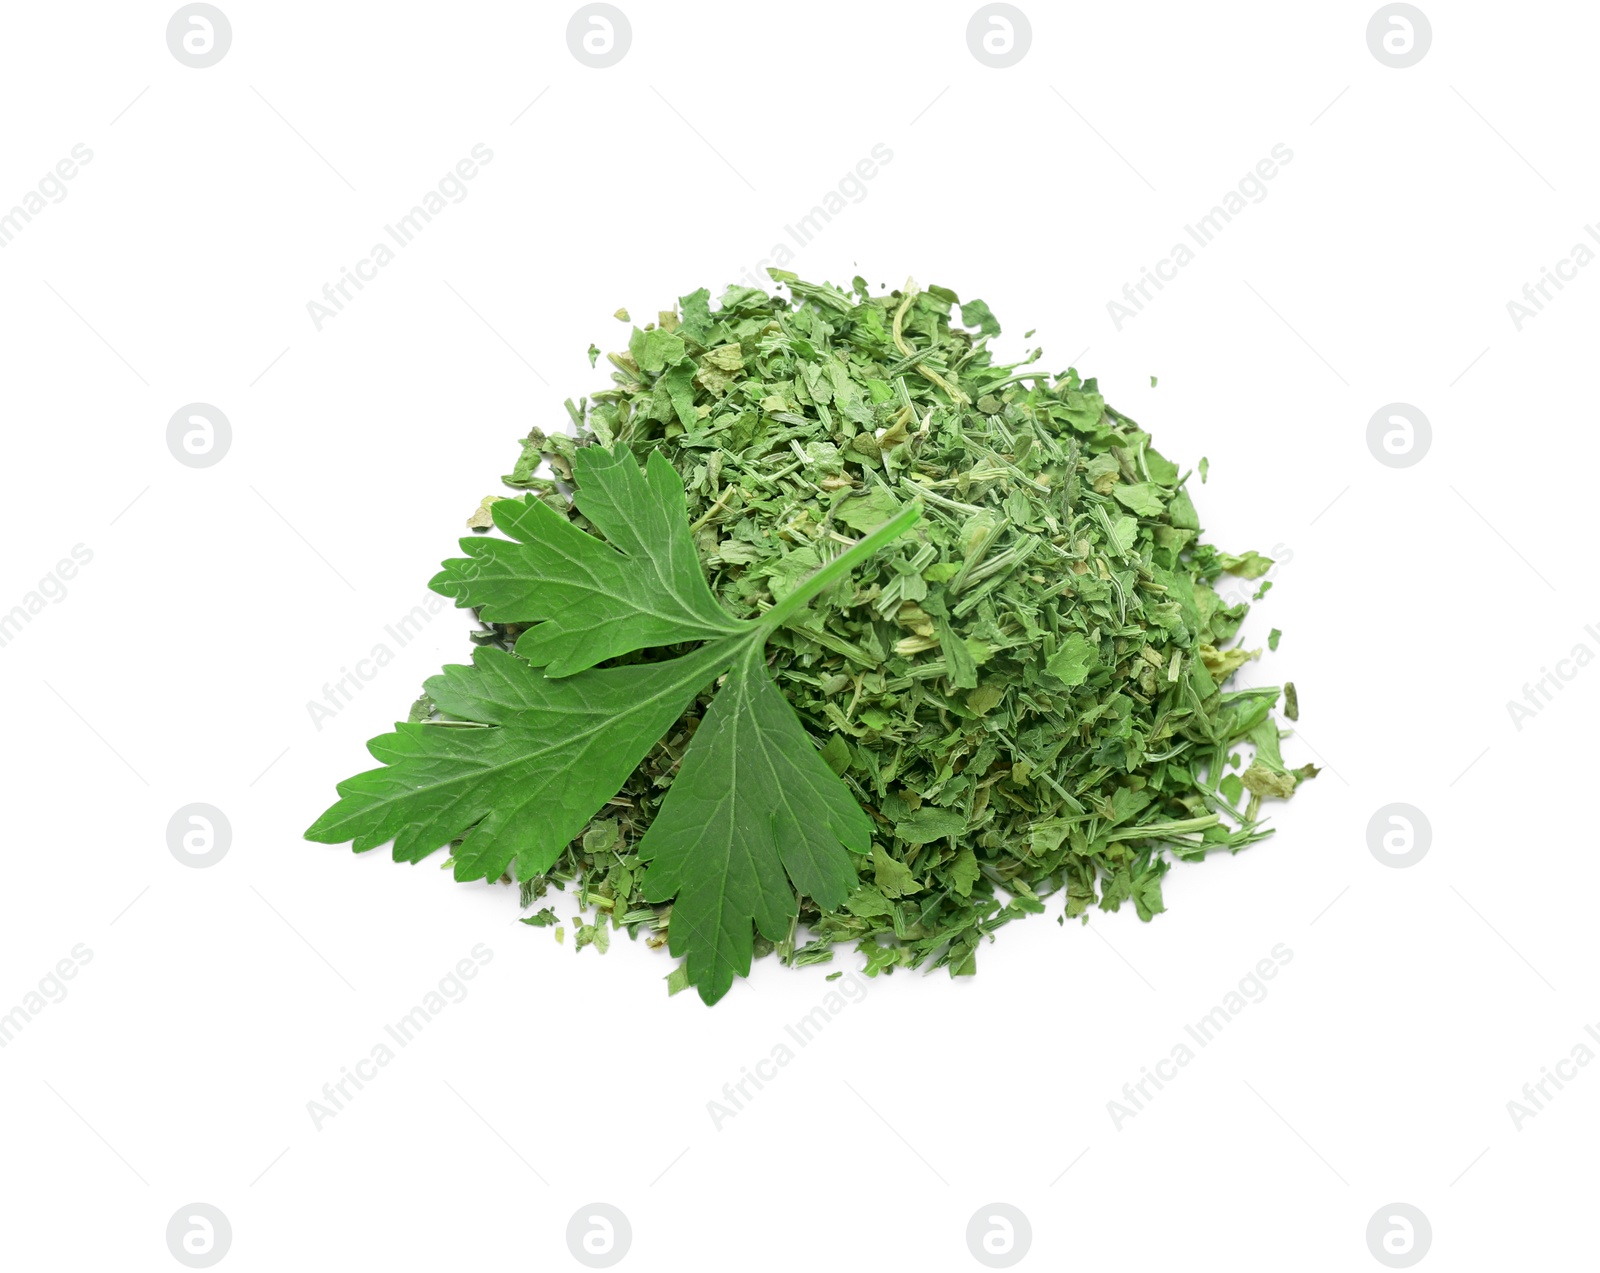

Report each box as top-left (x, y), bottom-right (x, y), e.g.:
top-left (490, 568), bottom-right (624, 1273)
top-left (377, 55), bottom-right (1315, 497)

top-left (1, 1), bottom-right (1593, 1269)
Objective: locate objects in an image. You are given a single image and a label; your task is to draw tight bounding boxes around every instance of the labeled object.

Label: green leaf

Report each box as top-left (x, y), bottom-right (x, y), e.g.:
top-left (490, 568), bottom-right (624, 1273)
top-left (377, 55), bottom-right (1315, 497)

top-left (1112, 482), bottom-right (1166, 516)
top-left (636, 643), bottom-right (870, 1004)
top-left (311, 444), bottom-right (923, 1005)
top-left (835, 487), bottom-right (903, 533)
top-left (937, 617), bottom-right (979, 690)
top-left (657, 357), bottom-right (700, 427)
top-left (966, 684), bottom-right (1005, 715)
top-left (872, 845), bottom-right (920, 897)
top-left (1143, 445), bottom-right (1180, 486)
top-left (304, 642), bottom-right (731, 883)
top-left (1241, 762), bottom-right (1297, 799)
top-left (959, 298), bottom-right (1001, 336)
top-left (1168, 487), bottom-right (1200, 530)
top-left (1046, 632), bottom-right (1096, 687)
top-left (430, 444), bottom-right (745, 676)
top-left (948, 847), bottom-right (982, 897)
top-left (763, 546), bottom-right (824, 602)
top-left (1218, 549), bottom-right (1274, 579)
top-left (894, 805), bottom-right (966, 844)
top-left (677, 288), bottom-right (714, 344)
top-left (844, 885), bottom-right (895, 918)
top-left (1131, 859), bottom-right (1168, 920)
top-left (629, 326), bottom-right (685, 374)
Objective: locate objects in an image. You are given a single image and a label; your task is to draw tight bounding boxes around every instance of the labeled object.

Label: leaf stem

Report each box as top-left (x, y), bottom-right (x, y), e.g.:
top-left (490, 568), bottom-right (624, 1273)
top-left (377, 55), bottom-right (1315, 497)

top-left (891, 281), bottom-right (970, 405)
top-left (1102, 815), bottom-right (1221, 843)
top-left (758, 501), bottom-right (923, 634)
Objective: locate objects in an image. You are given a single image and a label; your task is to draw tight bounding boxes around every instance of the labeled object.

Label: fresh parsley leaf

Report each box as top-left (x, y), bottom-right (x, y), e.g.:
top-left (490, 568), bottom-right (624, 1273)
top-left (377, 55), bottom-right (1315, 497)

top-left (304, 640), bottom-right (731, 884)
top-left (307, 444), bottom-right (922, 1005)
top-left (430, 446), bottom-right (743, 677)
top-left (635, 642), bottom-right (872, 1004)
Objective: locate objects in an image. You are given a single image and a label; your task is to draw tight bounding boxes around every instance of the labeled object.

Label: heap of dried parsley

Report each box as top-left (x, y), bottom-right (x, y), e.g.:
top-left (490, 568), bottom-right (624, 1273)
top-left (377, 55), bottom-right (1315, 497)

top-left (469, 271), bottom-right (1313, 987)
